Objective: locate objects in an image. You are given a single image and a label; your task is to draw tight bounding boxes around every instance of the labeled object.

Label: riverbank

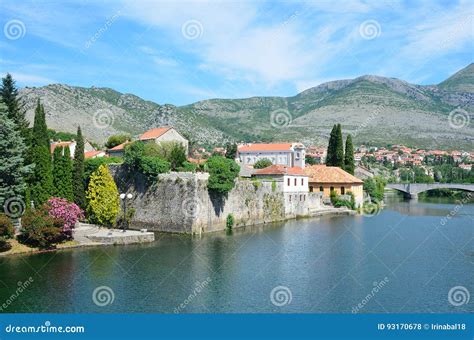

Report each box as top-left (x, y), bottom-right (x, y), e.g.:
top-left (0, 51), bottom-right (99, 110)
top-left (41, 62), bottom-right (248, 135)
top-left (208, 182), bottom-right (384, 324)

top-left (0, 223), bottom-right (155, 257)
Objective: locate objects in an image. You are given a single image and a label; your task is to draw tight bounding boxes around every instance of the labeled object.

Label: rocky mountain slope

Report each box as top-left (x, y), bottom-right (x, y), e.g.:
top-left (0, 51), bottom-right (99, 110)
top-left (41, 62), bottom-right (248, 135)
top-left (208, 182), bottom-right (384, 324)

top-left (19, 64), bottom-right (473, 149)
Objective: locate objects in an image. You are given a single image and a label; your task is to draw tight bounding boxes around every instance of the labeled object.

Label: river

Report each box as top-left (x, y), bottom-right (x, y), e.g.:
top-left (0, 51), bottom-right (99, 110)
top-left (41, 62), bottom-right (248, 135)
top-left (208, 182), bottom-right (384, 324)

top-left (0, 194), bottom-right (472, 313)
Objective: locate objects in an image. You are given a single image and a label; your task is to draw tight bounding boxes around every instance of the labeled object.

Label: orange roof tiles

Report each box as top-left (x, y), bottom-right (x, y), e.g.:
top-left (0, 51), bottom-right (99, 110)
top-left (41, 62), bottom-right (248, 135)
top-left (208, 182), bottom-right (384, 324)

top-left (253, 165), bottom-right (306, 176)
top-left (139, 127), bottom-right (172, 141)
top-left (304, 165), bottom-right (363, 184)
top-left (84, 150), bottom-right (105, 159)
top-left (238, 143), bottom-right (293, 152)
top-left (109, 141), bottom-right (130, 151)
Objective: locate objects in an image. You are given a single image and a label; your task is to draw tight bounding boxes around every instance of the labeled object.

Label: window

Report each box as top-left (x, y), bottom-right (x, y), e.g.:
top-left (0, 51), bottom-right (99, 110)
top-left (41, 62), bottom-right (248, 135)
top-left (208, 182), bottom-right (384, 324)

top-left (330, 186), bottom-right (334, 192)
top-left (301, 178), bottom-right (304, 186)
top-left (300, 195), bottom-right (303, 201)
top-left (289, 195), bottom-right (291, 202)
top-left (341, 187), bottom-right (345, 195)
top-left (294, 178), bottom-right (297, 186)
top-left (287, 178), bottom-right (290, 186)
top-left (309, 186), bottom-right (314, 192)
top-left (319, 186), bottom-right (324, 192)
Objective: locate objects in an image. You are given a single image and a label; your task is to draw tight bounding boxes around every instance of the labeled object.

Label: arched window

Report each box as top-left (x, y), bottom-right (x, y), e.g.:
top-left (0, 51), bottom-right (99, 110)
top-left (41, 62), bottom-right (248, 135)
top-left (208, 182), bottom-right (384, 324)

top-left (341, 187), bottom-right (345, 195)
top-left (319, 186), bottom-right (324, 192)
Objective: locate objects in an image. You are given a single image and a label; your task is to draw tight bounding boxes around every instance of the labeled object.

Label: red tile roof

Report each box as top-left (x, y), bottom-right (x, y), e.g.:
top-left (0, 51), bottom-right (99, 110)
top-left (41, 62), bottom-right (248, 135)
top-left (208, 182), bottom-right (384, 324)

top-left (238, 143), bottom-right (293, 152)
top-left (253, 165), bottom-right (306, 176)
top-left (304, 165), bottom-right (363, 184)
top-left (84, 150), bottom-right (105, 159)
top-left (139, 127), bottom-right (172, 141)
top-left (109, 141), bottom-right (130, 151)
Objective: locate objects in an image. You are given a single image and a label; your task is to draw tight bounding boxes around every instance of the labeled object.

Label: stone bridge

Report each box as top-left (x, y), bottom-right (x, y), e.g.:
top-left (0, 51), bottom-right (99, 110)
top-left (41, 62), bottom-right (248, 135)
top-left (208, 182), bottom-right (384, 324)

top-left (386, 183), bottom-right (474, 199)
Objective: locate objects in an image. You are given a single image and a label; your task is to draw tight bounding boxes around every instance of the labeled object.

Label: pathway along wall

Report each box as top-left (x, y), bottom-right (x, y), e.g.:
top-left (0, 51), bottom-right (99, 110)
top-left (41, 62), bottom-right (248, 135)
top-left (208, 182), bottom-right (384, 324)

top-left (110, 165), bottom-right (321, 234)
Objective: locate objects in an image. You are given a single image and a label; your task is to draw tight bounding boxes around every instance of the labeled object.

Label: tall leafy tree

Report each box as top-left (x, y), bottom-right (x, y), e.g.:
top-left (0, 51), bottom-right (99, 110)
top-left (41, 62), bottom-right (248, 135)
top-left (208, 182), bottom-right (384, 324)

top-left (0, 103), bottom-right (31, 212)
top-left (0, 73), bottom-right (29, 140)
top-left (326, 124), bottom-right (337, 166)
top-left (30, 99), bottom-right (53, 205)
top-left (225, 142), bottom-right (238, 159)
top-left (334, 124), bottom-right (344, 168)
top-left (53, 147), bottom-right (73, 201)
top-left (344, 134), bottom-right (355, 175)
top-left (86, 164), bottom-right (119, 227)
top-left (73, 126), bottom-right (86, 208)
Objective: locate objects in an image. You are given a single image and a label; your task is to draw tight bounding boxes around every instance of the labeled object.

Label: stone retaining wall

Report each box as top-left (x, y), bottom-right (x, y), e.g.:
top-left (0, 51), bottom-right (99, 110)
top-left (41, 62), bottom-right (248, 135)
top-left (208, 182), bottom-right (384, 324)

top-left (110, 165), bottom-right (323, 234)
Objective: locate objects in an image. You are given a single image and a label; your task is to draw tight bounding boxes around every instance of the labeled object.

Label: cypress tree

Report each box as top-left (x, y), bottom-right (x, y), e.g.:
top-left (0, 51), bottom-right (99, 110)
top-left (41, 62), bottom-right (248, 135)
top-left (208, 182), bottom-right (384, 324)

top-left (0, 73), bottom-right (29, 140)
top-left (334, 124), bottom-right (344, 168)
top-left (326, 124), bottom-right (337, 166)
top-left (0, 102), bottom-right (31, 212)
top-left (73, 126), bottom-right (86, 208)
top-left (53, 146), bottom-right (73, 201)
top-left (344, 134), bottom-right (355, 175)
top-left (30, 99), bottom-right (53, 205)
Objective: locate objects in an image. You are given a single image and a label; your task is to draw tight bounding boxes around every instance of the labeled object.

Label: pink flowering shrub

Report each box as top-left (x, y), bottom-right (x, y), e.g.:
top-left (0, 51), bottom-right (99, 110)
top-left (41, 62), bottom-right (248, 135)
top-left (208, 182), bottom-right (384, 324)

top-left (46, 198), bottom-right (84, 237)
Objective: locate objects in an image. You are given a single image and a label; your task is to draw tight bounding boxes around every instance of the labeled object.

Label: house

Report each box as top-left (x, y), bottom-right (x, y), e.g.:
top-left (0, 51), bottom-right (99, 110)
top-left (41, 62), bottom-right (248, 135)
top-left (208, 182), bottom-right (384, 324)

top-left (139, 126), bottom-right (188, 154)
top-left (304, 165), bottom-right (364, 207)
top-left (238, 143), bottom-right (305, 168)
top-left (252, 165), bottom-right (311, 214)
top-left (50, 140), bottom-right (95, 158)
top-left (107, 141), bottom-right (130, 158)
top-left (84, 150), bottom-right (106, 159)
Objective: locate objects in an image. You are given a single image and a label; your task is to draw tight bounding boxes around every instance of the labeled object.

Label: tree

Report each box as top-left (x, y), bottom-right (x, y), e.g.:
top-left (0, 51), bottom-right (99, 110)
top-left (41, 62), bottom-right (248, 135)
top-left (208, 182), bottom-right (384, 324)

top-left (326, 125), bottom-right (337, 166)
top-left (225, 143), bottom-right (238, 159)
top-left (19, 207), bottom-right (64, 249)
top-left (253, 158), bottom-right (273, 169)
top-left (86, 164), bottom-right (120, 227)
top-left (73, 126), bottom-right (86, 208)
top-left (0, 103), bottom-right (31, 213)
top-left (0, 73), bottom-right (29, 140)
top-left (344, 134), bottom-right (355, 175)
top-left (143, 141), bottom-right (186, 170)
top-left (30, 99), bottom-right (53, 206)
top-left (105, 134), bottom-right (130, 149)
top-left (334, 124), bottom-right (344, 168)
top-left (53, 146), bottom-right (73, 201)
top-left (206, 156), bottom-right (240, 194)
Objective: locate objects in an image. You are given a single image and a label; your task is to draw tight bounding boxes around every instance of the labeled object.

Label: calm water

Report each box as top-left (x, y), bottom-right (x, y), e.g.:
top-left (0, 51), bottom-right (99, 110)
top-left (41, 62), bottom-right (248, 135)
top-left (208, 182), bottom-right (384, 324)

top-left (0, 194), bottom-right (472, 313)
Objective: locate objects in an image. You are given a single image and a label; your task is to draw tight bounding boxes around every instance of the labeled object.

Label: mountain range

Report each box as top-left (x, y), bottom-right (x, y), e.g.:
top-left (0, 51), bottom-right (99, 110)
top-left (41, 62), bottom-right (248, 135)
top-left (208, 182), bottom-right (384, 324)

top-left (18, 63), bottom-right (474, 149)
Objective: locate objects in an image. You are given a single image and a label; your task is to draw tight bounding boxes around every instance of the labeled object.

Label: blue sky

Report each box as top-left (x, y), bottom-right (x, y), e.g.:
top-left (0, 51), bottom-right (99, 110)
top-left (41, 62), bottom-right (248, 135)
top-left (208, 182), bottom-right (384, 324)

top-left (0, 0), bottom-right (472, 105)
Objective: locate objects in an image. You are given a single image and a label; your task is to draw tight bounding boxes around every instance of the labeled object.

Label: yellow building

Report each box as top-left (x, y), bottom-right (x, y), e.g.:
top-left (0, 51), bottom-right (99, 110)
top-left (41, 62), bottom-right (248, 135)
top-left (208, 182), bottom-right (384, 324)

top-left (304, 165), bottom-right (364, 206)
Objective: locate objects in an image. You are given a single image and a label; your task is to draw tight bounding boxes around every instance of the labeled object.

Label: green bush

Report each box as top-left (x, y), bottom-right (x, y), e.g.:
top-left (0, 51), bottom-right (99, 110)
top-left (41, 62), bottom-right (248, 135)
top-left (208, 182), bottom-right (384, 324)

top-left (84, 157), bottom-right (123, 183)
top-left (178, 161), bottom-right (197, 172)
top-left (253, 158), bottom-right (273, 169)
top-left (124, 141), bottom-right (145, 169)
top-left (144, 141), bottom-right (186, 170)
top-left (19, 208), bottom-right (64, 249)
top-left (0, 214), bottom-right (15, 239)
top-left (206, 156), bottom-right (240, 194)
top-left (226, 214), bottom-right (234, 230)
top-left (105, 134), bottom-right (130, 149)
top-left (140, 156), bottom-right (171, 179)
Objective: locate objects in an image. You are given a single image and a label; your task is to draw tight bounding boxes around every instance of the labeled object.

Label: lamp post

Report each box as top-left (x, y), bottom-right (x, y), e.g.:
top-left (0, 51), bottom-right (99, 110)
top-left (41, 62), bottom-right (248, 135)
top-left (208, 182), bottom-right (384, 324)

top-left (119, 193), bottom-right (133, 232)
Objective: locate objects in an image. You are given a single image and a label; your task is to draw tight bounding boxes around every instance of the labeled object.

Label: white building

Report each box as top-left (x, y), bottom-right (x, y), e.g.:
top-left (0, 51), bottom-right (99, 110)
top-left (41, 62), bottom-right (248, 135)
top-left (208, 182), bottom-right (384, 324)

top-left (238, 143), bottom-right (305, 168)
